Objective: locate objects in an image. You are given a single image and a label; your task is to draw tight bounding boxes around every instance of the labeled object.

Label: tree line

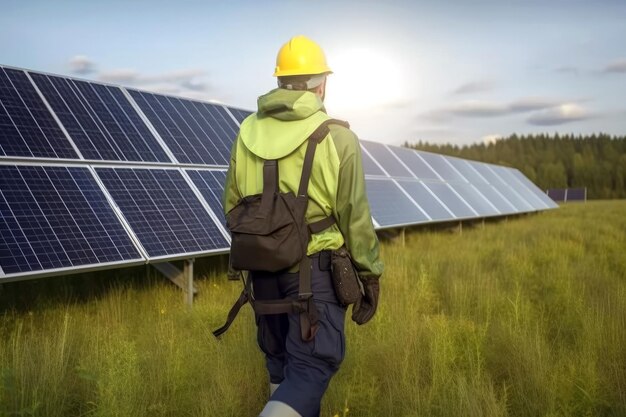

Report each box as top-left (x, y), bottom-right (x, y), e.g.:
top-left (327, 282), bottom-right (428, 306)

top-left (405, 133), bottom-right (626, 199)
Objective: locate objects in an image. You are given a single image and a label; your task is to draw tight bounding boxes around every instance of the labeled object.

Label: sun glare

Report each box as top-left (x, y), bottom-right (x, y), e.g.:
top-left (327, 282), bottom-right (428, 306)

top-left (325, 48), bottom-right (405, 112)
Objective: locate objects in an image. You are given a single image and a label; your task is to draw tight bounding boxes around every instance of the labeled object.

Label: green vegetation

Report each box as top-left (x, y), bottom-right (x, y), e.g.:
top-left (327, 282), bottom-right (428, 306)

top-left (407, 134), bottom-right (626, 199)
top-left (1, 201), bottom-right (625, 417)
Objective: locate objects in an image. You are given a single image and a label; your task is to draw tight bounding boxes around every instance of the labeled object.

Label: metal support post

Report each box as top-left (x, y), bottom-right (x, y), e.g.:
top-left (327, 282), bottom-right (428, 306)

top-left (184, 258), bottom-right (195, 307)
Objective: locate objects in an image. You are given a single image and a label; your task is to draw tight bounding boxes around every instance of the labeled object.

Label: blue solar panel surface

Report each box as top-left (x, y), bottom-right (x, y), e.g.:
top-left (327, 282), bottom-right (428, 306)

top-left (0, 165), bottom-right (141, 276)
top-left (128, 90), bottom-right (237, 165)
top-left (0, 67), bottom-right (77, 159)
top-left (388, 146), bottom-right (440, 180)
top-left (362, 141), bottom-right (413, 178)
top-left (226, 107), bottom-right (252, 124)
top-left (95, 168), bottom-right (228, 257)
top-left (396, 180), bottom-right (454, 221)
top-left (416, 151), bottom-right (466, 182)
top-left (187, 169), bottom-right (227, 229)
top-left (509, 169), bottom-right (559, 208)
top-left (421, 182), bottom-right (476, 218)
top-left (29, 73), bottom-right (170, 162)
top-left (448, 183), bottom-right (499, 216)
top-left (366, 179), bottom-right (428, 227)
top-left (360, 143), bottom-right (386, 176)
top-left (469, 163), bottom-right (534, 211)
top-left (472, 183), bottom-right (517, 214)
top-left (445, 157), bottom-right (485, 184)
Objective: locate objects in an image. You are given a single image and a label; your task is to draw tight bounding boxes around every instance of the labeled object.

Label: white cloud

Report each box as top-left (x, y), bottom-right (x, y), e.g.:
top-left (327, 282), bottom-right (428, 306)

top-left (452, 80), bottom-right (495, 95)
top-left (604, 58), bottom-right (626, 73)
top-left (526, 103), bottom-right (590, 126)
top-left (422, 97), bottom-right (577, 121)
top-left (68, 55), bottom-right (96, 74)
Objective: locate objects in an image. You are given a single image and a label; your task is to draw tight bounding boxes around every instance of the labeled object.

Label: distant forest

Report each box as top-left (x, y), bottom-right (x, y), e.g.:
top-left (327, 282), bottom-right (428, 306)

top-left (406, 133), bottom-right (626, 199)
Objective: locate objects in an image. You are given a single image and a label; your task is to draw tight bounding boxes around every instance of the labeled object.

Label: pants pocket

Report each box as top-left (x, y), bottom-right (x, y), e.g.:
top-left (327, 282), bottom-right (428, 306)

top-left (311, 302), bottom-right (346, 369)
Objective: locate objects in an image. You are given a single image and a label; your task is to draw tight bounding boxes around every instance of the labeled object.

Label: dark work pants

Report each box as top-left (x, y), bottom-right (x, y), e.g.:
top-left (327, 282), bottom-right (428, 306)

top-left (252, 251), bottom-right (346, 417)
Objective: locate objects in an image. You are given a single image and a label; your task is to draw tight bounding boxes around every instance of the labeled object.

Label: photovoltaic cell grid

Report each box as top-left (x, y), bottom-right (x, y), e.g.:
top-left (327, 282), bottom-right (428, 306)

top-left (128, 89), bottom-right (237, 165)
top-left (365, 179), bottom-right (429, 227)
top-left (95, 168), bottom-right (228, 257)
top-left (0, 165), bottom-right (141, 276)
top-left (0, 67), bottom-right (77, 159)
top-left (29, 73), bottom-right (171, 163)
top-left (226, 107), bottom-right (252, 124)
top-left (186, 169), bottom-right (228, 229)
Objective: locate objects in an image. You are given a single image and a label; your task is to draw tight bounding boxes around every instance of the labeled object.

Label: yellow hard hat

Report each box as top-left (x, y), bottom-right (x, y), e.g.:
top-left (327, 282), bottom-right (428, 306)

top-left (273, 35), bottom-right (332, 77)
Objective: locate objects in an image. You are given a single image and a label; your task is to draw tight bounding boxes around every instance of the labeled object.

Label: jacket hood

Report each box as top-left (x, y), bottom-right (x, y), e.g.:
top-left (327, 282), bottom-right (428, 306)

top-left (239, 89), bottom-right (329, 160)
top-left (257, 88), bottom-right (324, 121)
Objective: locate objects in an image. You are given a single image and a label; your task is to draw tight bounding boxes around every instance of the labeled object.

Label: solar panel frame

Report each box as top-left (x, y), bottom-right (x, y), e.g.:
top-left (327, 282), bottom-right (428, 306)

top-left (224, 106), bottom-right (252, 125)
top-left (420, 181), bottom-right (478, 219)
top-left (29, 72), bottom-right (172, 163)
top-left (491, 166), bottom-right (548, 210)
top-left (186, 169), bottom-right (228, 230)
top-left (94, 166), bottom-right (230, 261)
top-left (361, 140), bottom-right (414, 178)
top-left (0, 67), bottom-right (79, 159)
top-left (386, 146), bottom-right (441, 180)
top-left (416, 150), bottom-right (467, 183)
top-left (365, 178), bottom-right (430, 229)
top-left (0, 162), bottom-right (145, 281)
top-left (395, 179), bottom-right (456, 221)
top-left (508, 168), bottom-right (559, 208)
top-left (127, 89), bottom-right (236, 166)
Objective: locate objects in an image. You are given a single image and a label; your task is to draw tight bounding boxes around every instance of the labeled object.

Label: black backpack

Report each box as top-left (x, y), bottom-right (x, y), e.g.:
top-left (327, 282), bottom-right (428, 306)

top-left (214, 119), bottom-right (349, 341)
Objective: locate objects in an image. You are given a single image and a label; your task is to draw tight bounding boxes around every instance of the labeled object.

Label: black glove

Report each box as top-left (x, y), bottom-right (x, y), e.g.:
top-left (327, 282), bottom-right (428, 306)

top-left (351, 276), bottom-right (380, 325)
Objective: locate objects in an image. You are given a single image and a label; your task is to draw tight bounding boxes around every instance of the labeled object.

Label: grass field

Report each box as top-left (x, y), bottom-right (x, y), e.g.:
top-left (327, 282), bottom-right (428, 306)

top-left (1, 200), bottom-right (625, 417)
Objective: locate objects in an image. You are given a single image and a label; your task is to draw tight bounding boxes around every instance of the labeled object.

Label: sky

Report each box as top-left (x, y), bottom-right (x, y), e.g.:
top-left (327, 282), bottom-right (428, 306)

top-left (1, 0), bottom-right (625, 146)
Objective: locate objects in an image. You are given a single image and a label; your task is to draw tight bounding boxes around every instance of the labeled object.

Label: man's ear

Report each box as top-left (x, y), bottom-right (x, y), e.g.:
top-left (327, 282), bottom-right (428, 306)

top-left (317, 78), bottom-right (327, 101)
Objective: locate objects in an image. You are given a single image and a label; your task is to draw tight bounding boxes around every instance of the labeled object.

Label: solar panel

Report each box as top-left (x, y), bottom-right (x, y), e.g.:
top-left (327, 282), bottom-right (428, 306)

top-left (0, 67), bottom-right (78, 159)
top-left (226, 106), bottom-right (252, 125)
top-left (366, 178), bottom-right (428, 227)
top-left (361, 140), bottom-right (414, 178)
top-left (421, 181), bottom-right (476, 218)
top-left (395, 180), bottom-right (455, 221)
top-left (565, 187), bottom-right (586, 202)
top-left (0, 63), bottom-right (558, 282)
top-left (447, 183), bottom-right (500, 216)
top-left (128, 90), bottom-right (237, 166)
top-left (0, 165), bottom-right (142, 277)
top-left (29, 72), bottom-right (170, 163)
top-left (444, 157), bottom-right (486, 184)
top-left (360, 144), bottom-right (386, 176)
top-left (95, 167), bottom-right (229, 258)
top-left (469, 162), bottom-right (534, 212)
top-left (509, 169), bottom-right (559, 208)
top-left (387, 146), bottom-right (440, 180)
top-left (416, 151), bottom-right (466, 182)
top-left (547, 188), bottom-right (566, 202)
top-left (187, 169), bottom-right (228, 229)
top-left (492, 166), bottom-right (548, 210)
top-left (472, 183), bottom-right (517, 214)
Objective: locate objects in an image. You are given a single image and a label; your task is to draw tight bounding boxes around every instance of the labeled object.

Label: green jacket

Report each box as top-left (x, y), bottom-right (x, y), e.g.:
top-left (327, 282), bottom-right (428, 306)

top-left (223, 88), bottom-right (383, 279)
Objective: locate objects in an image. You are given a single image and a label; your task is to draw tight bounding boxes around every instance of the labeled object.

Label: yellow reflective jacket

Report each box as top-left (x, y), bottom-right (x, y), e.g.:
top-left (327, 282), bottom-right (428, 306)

top-left (223, 88), bottom-right (383, 279)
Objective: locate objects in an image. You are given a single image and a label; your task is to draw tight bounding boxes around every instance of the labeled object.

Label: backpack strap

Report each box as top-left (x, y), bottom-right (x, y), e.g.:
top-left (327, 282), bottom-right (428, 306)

top-left (213, 118), bottom-right (349, 341)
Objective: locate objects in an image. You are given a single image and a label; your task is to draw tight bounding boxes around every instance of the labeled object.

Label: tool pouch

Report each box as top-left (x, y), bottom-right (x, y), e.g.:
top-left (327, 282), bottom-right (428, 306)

top-left (330, 247), bottom-right (362, 306)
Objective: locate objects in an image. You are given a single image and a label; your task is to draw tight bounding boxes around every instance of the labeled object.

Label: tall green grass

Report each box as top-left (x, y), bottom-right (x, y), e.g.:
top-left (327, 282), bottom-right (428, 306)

top-left (1, 200), bottom-right (625, 417)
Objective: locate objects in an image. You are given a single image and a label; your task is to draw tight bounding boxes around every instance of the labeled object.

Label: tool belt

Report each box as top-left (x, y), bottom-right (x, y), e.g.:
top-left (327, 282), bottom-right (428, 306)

top-left (330, 246), bottom-right (362, 306)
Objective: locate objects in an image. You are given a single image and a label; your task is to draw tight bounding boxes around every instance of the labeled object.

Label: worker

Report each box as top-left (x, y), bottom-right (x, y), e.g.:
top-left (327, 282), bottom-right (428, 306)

top-left (222, 35), bottom-right (384, 417)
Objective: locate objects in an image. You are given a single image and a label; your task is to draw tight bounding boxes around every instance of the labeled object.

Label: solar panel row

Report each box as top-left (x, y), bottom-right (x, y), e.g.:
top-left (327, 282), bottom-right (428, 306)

top-left (360, 140), bottom-right (558, 228)
top-left (0, 63), bottom-right (557, 282)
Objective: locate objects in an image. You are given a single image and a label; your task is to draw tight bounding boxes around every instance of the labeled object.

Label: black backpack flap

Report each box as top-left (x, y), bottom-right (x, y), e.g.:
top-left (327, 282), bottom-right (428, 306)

top-left (228, 192), bottom-right (308, 272)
